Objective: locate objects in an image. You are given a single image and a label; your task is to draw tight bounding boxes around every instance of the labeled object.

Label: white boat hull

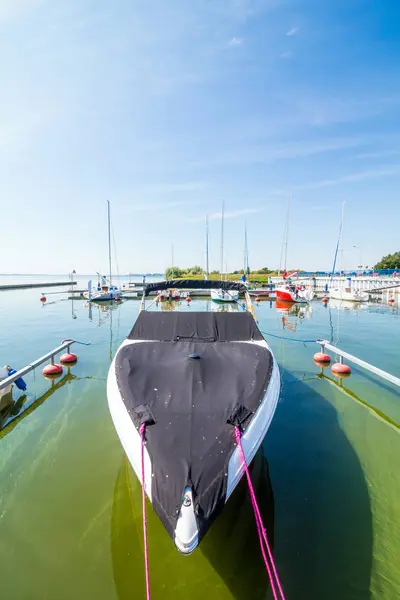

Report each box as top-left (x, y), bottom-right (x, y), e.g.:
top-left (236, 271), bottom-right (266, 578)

top-left (211, 289), bottom-right (239, 303)
top-left (83, 286), bottom-right (121, 302)
top-left (329, 288), bottom-right (369, 302)
top-left (107, 337), bottom-right (280, 554)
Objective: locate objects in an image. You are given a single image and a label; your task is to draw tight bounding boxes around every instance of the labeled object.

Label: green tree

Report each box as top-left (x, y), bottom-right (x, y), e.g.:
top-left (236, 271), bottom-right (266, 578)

top-left (165, 266), bottom-right (184, 279)
top-left (187, 265), bottom-right (203, 275)
top-left (374, 251), bottom-right (400, 270)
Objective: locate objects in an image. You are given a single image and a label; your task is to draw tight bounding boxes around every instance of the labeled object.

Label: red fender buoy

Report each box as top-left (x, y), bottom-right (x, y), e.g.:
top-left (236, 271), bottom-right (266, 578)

top-left (331, 362), bottom-right (351, 377)
top-left (388, 298), bottom-right (395, 304)
top-left (322, 297), bottom-right (328, 303)
top-left (185, 296), bottom-right (192, 303)
top-left (313, 352), bottom-right (331, 365)
top-left (40, 296), bottom-right (46, 303)
top-left (114, 297), bottom-right (121, 303)
top-left (43, 363), bottom-right (63, 378)
top-left (60, 353), bottom-right (78, 365)
top-left (255, 297), bottom-right (261, 303)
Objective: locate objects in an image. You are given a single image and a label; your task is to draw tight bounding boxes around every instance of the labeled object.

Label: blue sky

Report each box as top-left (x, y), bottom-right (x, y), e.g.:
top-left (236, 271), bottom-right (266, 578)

top-left (1, 0), bottom-right (399, 274)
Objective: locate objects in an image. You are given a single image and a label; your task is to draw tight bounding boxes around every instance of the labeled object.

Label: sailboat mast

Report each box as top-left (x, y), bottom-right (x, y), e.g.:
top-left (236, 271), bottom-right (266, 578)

top-left (284, 195), bottom-right (290, 272)
top-left (205, 214), bottom-right (209, 278)
top-left (220, 200), bottom-right (224, 277)
top-left (107, 200), bottom-right (112, 285)
top-left (278, 195), bottom-right (290, 277)
top-left (340, 201), bottom-right (345, 275)
top-left (244, 221), bottom-right (249, 275)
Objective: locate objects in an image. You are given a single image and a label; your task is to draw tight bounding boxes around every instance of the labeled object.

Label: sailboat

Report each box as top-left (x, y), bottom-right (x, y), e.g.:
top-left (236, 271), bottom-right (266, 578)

top-left (83, 201), bottom-right (121, 302)
top-left (329, 203), bottom-right (369, 303)
top-left (275, 197), bottom-right (313, 303)
top-left (107, 278), bottom-right (280, 554)
top-left (211, 202), bottom-right (240, 303)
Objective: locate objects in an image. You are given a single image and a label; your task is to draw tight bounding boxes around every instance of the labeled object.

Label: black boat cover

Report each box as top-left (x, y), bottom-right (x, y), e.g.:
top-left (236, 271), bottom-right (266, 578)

top-left (144, 279), bottom-right (247, 296)
top-left (115, 311), bottom-right (273, 542)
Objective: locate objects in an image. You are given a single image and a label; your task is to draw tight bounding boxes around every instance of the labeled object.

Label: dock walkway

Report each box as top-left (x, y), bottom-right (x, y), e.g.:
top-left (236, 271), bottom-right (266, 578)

top-left (0, 282), bottom-right (76, 291)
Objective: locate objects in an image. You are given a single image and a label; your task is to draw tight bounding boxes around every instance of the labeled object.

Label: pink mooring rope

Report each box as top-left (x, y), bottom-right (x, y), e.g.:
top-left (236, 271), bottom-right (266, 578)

top-left (234, 426), bottom-right (286, 600)
top-left (140, 423), bottom-right (151, 600)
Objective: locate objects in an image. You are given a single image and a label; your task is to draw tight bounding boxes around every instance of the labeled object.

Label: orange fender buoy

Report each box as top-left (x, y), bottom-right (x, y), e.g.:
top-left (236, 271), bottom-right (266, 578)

top-left (43, 363), bottom-right (63, 378)
top-left (331, 362), bottom-right (351, 377)
top-left (40, 296), bottom-right (46, 303)
top-left (60, 353), bottom-right (78, 365)
top-left (313, 352), bottom-right (331, 365)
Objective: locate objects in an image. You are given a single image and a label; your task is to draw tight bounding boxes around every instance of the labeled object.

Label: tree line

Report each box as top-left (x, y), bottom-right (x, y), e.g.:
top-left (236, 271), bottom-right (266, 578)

top-left (165, 266), bottom-right (275, 279)
top-left (374, 251), bottom-right (400, 270)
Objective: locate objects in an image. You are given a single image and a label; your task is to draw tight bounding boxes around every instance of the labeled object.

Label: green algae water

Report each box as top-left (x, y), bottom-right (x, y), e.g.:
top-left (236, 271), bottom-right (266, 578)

top-left (0, 279), bottom-right (399, 599)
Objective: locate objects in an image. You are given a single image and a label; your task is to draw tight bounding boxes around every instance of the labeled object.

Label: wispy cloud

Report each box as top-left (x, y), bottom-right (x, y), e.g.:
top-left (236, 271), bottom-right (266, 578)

top-left (189, 136), bottom-right (364, 169)
top-left (353, 149), bottom-right (400, 160)
top-left (310, 205), bottom-right (332, 212)
top-left (136, 182), bottom-right (208, 194)
top-left (295, 166), bottom-right (400, 190)
top-left (228, 37), bottom-right (244, 47)
top-left (131, 200), bottom-right (193, 212)
top-left (185, 207), bottom-right (264, 223)
top-left (280, 51), bottom-right (292, 59)
top-left (286, 27), bottom-right (299, 36)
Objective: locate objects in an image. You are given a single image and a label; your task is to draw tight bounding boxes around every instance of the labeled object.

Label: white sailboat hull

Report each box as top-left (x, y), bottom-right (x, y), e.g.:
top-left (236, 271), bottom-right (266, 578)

top-left (275, 285), bottom-right (313, 303)
top-left (329, 288), bottom-right (369, 302)
top-left (83, 288), bottom-right (121, 302)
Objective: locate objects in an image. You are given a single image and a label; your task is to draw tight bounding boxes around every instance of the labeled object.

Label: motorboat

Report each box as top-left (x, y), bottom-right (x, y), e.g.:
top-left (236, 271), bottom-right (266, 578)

top-left (210, 288), bottom-right (240, 303)
top-left (107, 279), bottom-right (280, 554)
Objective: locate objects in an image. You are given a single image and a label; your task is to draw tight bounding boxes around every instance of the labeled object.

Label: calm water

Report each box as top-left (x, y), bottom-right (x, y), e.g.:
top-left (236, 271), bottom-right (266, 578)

top-left (0, 278), bottom-right (399, 599)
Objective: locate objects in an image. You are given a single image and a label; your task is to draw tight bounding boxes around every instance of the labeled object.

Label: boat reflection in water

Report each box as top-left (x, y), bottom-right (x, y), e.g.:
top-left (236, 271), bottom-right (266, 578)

top-left (315, 365), bottom-right (400, 430)
top-left (210, 300), bottom-right (239, 313)
top-left (328, 298), bottom-right (368, 311)
top-left (0, 371), bottom-right (76, 436)
top-left (111, 449), bottom-right (274, 600)
top-left (276, 299), bottom-right (312, 333)
top-left (158, 299), bottom-right (182, 311)
top-left (86, 298), bottom-right (124, 322)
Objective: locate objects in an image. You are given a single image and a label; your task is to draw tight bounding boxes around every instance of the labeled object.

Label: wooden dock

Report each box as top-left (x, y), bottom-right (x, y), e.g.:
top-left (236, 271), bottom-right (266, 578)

top-left (0, 281), bottom-right (77, 291)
